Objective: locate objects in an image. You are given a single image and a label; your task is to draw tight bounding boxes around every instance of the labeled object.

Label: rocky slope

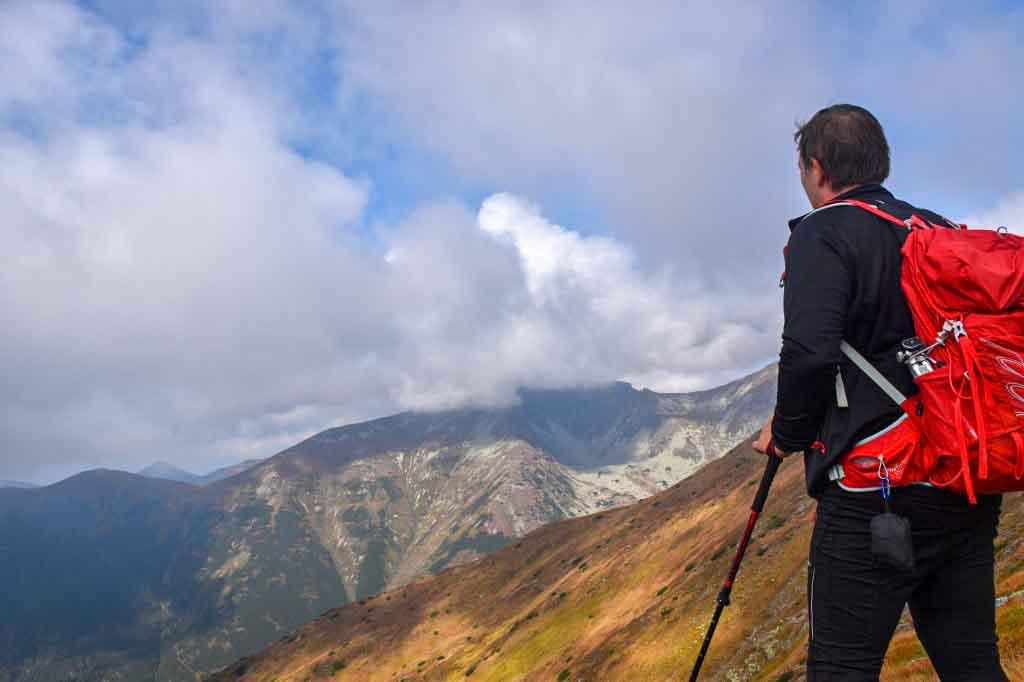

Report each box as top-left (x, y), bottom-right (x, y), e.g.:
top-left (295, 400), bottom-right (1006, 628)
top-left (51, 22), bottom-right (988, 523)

top-left (0, 368), bottom-right (774, 681)
top-left (210, 439), bottom-right (1024, 682)
top-left (208, 367), bottom-right (777, 608)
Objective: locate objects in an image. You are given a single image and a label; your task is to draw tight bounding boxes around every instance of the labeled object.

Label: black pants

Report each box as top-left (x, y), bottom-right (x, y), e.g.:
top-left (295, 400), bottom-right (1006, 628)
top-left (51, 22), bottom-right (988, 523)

top-left (807, 483), bottom-right (1006, 681)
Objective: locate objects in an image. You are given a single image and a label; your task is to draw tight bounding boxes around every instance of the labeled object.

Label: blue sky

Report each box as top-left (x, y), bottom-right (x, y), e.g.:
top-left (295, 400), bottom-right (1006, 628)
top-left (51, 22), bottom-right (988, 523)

top-left (2, 0), bottom-right (1022, 482)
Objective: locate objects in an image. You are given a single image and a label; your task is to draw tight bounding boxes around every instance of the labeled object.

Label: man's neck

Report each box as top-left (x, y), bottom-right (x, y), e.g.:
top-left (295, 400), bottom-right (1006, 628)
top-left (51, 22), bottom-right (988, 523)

top-left (813, 183), bottom-right (862, 209)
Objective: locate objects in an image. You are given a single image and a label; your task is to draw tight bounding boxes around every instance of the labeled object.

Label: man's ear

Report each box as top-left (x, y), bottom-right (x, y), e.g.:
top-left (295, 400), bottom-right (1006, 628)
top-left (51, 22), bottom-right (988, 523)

top-left (810, 157), bottom-right (828, 188)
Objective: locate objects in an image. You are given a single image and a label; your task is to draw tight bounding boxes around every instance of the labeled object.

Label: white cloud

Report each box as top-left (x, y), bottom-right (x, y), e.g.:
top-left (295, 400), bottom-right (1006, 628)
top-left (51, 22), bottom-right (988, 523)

top-left (7, 1), bottom-right (1021, 483)
top-left (964, 193), bottom-right (1024, 234)
top-left (0, 1), bottom-right (785, 483)
top-left (332, 1), bottom-right (1024, 273)
top-left (334, 1), bottom-right (825, 279)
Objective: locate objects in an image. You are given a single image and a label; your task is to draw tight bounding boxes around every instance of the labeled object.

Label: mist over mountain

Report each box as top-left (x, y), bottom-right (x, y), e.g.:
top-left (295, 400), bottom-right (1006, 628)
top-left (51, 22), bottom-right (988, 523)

top-left (0, 480), bottom-right (36, 489)
top-left (0, 370), bottom-right (773, 681)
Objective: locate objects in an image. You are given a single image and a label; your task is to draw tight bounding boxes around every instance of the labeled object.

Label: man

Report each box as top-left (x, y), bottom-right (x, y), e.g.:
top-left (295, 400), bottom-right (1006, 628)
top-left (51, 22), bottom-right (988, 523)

top-left (753, 104), bottom-right (1007, 680)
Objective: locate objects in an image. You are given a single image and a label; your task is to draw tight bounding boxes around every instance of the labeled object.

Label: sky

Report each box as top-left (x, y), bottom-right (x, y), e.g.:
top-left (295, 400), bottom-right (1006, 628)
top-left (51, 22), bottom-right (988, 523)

top-left (2, 0), bottom-right (1023, 483)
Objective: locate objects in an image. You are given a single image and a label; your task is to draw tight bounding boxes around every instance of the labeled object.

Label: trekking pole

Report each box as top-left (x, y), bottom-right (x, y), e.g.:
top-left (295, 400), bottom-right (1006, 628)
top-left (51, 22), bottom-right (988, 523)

top-left (688, 443), bottom-right (783, 681)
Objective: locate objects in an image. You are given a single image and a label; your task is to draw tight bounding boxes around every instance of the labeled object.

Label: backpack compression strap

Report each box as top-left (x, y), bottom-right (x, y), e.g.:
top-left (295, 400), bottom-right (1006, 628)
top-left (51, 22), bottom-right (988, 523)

top-left (839, 341), bottom-right (908, 405)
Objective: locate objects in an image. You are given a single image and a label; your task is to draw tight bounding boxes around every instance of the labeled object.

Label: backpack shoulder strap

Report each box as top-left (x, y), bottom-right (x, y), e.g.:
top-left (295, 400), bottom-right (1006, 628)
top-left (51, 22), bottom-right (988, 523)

top-left (827, 198), bottom-right (963, 231)
top-left (825, 199), bottom-right (908, 228)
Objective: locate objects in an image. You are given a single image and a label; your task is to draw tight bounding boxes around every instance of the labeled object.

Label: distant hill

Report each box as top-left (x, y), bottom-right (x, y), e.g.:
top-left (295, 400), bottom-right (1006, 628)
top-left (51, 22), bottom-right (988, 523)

top-left (0, 479), bottom-right (37, 489)
top-left (210, 439), bottom-right (1024, 682)
top-left (136, 458), bottom-right (264, 486)
top-left (0, 369), bottom-right (775, 681)
top-left (137, 461), bottom-right (202, 484)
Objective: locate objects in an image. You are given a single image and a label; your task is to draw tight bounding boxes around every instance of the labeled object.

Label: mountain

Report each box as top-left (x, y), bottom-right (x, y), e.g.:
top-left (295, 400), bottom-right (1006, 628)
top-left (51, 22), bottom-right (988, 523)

top-left (0, 470), bottom-right (346, 682)
top-left (0, 480), bottom-right (37, 489)
top-left (0, 368), bottom-right (775, 681)
top-left (136, 458), bottom-right (265, 486)
top-left (209, 439), bottom-right (1024, 682)
top-left (217, 368), bottom-right (776, 601)
top-left (137, 461), bottom-right (203, 485)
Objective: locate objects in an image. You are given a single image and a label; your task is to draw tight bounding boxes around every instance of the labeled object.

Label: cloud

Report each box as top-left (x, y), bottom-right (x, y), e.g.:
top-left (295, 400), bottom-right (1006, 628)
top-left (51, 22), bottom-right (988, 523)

top-left (0, 1), bottom-right (378, 481)
top-left (3, 1), bottom-right (1022, 483)
top-left (334, 1), bottom-right (826, 280)
top-left (0, 1), bottom-right (785, 484)
top-left (964, 192), bottom-right (1024, 234)
top-left (332, 1), bottom-right (1024, 269)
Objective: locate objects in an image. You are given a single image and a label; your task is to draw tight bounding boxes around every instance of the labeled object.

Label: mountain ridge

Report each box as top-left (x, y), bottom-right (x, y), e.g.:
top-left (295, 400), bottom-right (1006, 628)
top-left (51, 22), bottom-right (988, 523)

top-left (0, 367), bottom-right (776, 681)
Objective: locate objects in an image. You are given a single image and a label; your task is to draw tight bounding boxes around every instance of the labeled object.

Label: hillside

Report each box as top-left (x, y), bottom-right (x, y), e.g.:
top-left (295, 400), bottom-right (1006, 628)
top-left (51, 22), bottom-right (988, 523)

top-left (210, 439), bottom-right (1024, 682)
top-left (0, 371), bottom-right (773, 681)
top-left (207, 370), bottom-right (776, 606)
top-left (0, 470), bottom-right (345, 682)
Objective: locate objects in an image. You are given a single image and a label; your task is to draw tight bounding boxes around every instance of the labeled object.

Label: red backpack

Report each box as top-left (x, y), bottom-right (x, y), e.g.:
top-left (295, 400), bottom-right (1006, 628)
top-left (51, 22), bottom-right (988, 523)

top-left (833, 199), bottom-right (1024, 503)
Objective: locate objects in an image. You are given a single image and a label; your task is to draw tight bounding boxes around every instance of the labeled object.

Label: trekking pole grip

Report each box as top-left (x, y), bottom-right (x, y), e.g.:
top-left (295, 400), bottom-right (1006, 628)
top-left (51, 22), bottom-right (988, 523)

top-left (753, 443), bottom-right (783, 513)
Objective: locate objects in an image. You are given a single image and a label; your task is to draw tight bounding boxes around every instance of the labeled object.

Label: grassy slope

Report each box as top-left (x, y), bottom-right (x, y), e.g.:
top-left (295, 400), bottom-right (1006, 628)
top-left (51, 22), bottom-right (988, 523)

top-left (209, 439), bottom-right (1024, 682)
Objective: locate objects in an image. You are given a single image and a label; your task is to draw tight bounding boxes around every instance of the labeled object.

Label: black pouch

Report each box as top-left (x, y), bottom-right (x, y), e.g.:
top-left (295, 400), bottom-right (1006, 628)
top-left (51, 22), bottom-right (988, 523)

top-left (871, 512), bottom-right (915, 571)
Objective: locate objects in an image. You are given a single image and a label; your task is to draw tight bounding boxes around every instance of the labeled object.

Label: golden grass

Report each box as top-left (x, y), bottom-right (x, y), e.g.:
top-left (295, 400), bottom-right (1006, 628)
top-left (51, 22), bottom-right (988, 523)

top-left (210, 442), bottom-right (1024, 682)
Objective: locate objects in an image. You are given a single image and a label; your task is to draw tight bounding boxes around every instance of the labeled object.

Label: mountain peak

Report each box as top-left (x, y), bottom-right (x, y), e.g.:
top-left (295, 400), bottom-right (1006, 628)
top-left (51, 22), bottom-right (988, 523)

top-left (137, 461), bottom-right (201, 485)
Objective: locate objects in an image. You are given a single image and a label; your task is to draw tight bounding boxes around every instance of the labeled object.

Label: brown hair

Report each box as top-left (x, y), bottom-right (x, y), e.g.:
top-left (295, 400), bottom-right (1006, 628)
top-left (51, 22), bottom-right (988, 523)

top-left (795, 104), bottom-right (890, 188)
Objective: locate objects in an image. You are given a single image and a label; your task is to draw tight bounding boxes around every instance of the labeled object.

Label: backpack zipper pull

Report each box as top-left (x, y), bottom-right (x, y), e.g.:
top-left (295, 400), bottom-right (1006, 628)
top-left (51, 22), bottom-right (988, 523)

top-left (878, 456), bottom-right (893, 513)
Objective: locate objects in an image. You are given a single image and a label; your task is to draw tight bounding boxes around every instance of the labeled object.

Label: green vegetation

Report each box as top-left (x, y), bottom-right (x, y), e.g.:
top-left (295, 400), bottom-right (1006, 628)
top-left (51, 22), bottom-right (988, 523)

top-left (886, 637), bottom-right (926, 668)
top-left (998, 606), bottom-right (1024, 634)
top-left (356, 536), bottom-right (392, 599)
top-left (557, 670), bottom-right (571, 681)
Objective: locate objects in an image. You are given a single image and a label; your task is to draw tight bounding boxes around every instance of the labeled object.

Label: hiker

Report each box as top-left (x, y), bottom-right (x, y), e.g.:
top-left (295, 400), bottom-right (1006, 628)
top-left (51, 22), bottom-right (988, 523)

top-left (752, 104), bottom-right (1008, 680)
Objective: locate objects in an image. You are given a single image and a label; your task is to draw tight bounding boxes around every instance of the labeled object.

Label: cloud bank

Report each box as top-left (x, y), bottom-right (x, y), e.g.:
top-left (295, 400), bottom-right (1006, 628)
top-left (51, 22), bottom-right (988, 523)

top-left (2, 0), bottom-right (1022, 482)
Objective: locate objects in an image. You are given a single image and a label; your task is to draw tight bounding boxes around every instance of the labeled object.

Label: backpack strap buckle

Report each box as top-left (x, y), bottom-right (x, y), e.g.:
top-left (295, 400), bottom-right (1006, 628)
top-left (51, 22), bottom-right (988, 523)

top-left (943, 319), bottom-right (967, 340)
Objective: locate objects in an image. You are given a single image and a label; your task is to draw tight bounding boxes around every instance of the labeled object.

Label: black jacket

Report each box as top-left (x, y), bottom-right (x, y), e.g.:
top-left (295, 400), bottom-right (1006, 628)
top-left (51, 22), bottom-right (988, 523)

top-left (771, 184), bottom-right (954, 497)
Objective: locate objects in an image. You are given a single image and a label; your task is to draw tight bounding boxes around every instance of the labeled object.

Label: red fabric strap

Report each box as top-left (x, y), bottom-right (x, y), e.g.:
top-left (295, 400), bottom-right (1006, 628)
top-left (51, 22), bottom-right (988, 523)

top-left (1012, 431), bottom-right (1024, 480)
top-left (826, 198), bottom-right (909, 228)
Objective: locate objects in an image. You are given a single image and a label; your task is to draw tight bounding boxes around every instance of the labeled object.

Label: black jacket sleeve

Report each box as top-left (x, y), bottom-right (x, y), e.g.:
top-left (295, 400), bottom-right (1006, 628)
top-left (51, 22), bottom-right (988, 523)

top-left (772, 217), bottom-right (852, 452)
